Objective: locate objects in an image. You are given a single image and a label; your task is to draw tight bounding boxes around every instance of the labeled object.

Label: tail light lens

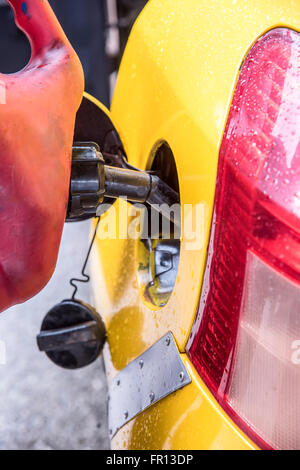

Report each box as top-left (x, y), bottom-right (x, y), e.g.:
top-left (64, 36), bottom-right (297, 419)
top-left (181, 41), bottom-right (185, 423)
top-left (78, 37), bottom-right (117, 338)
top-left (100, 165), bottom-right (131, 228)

top-left (187, 28), bottom-right (300, 450)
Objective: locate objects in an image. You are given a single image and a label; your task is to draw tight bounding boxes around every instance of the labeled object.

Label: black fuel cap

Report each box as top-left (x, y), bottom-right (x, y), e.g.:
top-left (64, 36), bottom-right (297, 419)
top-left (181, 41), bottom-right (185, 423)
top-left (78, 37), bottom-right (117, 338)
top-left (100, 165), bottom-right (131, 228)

top-left (37, 299), bottom-right (106, 369)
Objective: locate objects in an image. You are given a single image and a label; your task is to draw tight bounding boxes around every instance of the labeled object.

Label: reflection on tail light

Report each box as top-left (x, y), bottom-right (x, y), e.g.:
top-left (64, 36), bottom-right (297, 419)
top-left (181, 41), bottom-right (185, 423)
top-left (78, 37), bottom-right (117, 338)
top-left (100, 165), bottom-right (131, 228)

top-left (187, 28), bottom-right (300, 450)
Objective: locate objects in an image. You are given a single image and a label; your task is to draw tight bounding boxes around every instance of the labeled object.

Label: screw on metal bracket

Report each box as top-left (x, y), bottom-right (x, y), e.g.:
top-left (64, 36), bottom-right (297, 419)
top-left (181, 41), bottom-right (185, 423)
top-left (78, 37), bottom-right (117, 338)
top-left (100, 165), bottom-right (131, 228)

top-left (108, 333), bottom-right (192, 438)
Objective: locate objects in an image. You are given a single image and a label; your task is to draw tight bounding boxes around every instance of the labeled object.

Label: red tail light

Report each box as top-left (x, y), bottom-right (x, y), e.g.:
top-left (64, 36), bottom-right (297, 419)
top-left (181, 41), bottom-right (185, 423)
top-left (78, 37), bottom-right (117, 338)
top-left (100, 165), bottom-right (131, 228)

top-left (187, 28), bottom-right (300, 450)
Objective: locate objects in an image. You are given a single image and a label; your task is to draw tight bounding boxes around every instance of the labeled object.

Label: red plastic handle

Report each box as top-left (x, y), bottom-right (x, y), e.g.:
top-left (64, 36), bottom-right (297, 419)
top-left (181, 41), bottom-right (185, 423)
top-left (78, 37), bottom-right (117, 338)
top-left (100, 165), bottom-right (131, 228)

top-left (8, 0), bottom-right (70, 56)
top-left (0, 0), bottom-right (84, 313)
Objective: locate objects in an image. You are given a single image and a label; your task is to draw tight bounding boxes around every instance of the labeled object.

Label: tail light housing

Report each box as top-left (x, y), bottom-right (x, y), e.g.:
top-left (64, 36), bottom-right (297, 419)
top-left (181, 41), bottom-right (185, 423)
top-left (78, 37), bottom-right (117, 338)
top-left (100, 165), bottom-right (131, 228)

top-left (187, 28), bottom-right (300, 450)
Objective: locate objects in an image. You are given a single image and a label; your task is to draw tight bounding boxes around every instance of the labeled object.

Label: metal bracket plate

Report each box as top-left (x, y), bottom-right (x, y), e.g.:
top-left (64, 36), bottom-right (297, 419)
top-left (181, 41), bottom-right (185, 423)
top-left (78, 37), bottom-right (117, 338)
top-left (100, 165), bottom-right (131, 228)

top-left (108, 332), bottom-right (191, 438)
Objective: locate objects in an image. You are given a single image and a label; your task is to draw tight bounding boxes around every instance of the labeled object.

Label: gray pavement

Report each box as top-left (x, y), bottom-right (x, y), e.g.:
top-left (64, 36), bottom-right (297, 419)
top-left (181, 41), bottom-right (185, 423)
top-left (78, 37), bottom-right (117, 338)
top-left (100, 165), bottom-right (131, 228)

top-left (0, 221), bottom-right (110, 450)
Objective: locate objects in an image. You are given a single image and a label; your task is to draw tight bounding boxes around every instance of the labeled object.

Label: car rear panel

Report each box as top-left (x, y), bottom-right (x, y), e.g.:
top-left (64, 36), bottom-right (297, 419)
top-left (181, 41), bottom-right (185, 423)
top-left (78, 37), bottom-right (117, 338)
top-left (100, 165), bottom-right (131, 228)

top-left (90, 0), bottom-right (300, 449)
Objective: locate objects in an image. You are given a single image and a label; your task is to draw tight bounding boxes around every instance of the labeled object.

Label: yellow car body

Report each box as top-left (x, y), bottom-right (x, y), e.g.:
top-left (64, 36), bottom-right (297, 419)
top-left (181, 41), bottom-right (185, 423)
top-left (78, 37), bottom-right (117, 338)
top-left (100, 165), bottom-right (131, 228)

top-left (89, 0), bottom-right (300, 450)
